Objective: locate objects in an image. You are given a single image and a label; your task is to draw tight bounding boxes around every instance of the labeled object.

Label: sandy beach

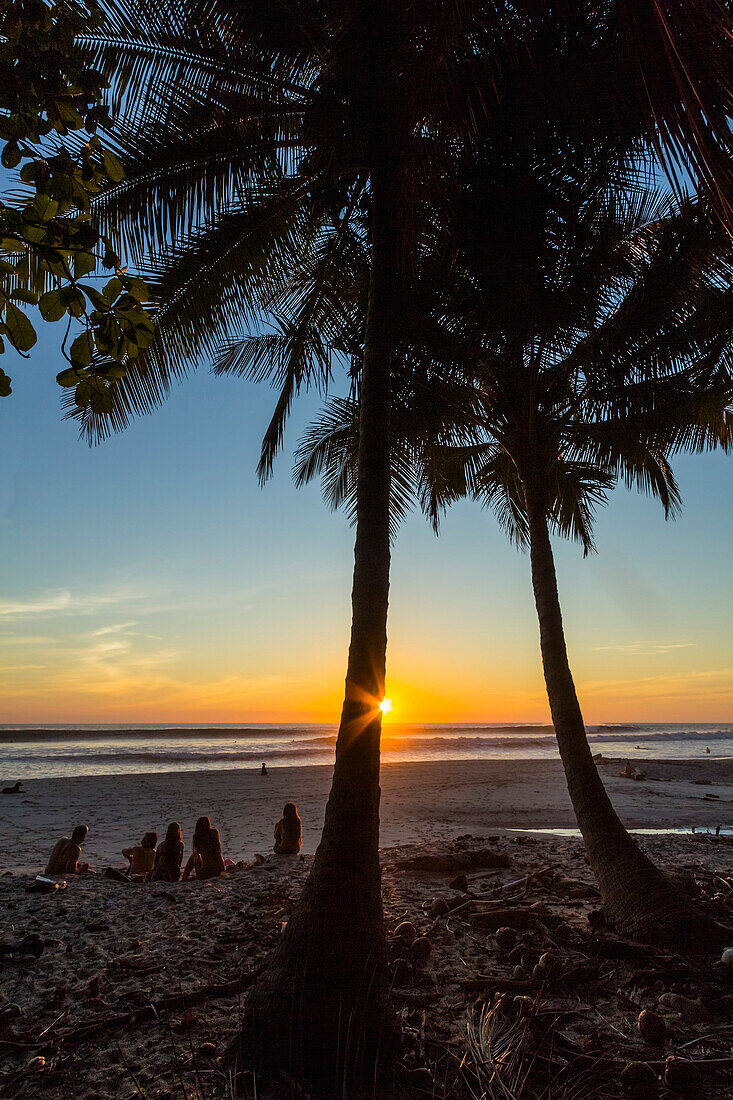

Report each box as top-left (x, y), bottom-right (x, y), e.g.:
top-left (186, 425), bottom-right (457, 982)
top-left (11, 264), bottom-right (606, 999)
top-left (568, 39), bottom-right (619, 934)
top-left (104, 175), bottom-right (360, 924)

top-left (0, 756), bottom-right (732, 875)
top-left (1, 826), bottom-right (733, 1098)
top-left (2, 758), bottom-right (733, 1097)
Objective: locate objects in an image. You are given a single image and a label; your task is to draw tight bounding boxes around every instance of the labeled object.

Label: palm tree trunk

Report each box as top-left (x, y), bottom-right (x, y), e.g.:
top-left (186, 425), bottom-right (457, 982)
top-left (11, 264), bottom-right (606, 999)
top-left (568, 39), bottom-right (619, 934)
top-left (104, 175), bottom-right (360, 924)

top-left (522, 472), bottom-right (725, 951)
top-left (232, 161), bottom-right (398, 1095)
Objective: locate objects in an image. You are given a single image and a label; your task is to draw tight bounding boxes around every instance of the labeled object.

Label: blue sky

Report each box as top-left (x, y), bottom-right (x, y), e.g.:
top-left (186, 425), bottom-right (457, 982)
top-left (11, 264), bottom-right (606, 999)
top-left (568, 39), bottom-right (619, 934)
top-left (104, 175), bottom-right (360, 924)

top-left (2, 320), bottom-right (732, 724)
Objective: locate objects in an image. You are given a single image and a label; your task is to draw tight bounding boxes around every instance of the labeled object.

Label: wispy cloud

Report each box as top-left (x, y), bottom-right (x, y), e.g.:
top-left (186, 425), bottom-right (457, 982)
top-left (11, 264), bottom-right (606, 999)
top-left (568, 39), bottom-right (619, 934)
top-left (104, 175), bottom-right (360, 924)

top-left (581, 666), bottom-right (733, 704)
top-left (593, 641), bottom-right (697, 655)
top-left (0, 589), bottom-right (148, 618)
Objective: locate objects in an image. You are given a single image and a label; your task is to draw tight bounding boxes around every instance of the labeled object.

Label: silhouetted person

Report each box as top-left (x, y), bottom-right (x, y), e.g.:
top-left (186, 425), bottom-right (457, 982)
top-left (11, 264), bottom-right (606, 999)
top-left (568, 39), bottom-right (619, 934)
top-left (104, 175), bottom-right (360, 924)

top-left (123, 831), bottom-right (158, 877)
top-left (274, 802), bottom-right (302, 855)
top-left (150, 822), bottom-right (184, 883)
top-left (261, 762), bottom-right (268, 776)
top-left (182, 816), bottom-right (225, 881)
top-left (45, 824), bottom-right (89, 875)
top-left (2, 781), bottom-right (22, 794)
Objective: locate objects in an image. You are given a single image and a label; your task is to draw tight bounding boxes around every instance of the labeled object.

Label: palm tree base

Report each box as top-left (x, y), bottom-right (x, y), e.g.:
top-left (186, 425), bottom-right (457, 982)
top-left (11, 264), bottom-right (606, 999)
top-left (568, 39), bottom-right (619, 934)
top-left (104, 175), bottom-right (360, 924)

top-left (225, 848), bottom-right (397, 1097)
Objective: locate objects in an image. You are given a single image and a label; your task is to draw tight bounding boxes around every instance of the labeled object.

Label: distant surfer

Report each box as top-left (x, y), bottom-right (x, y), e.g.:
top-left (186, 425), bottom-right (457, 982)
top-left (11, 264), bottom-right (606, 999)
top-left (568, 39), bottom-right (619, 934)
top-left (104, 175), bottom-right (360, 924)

top-left (261, 762), bottom-right (268, 777)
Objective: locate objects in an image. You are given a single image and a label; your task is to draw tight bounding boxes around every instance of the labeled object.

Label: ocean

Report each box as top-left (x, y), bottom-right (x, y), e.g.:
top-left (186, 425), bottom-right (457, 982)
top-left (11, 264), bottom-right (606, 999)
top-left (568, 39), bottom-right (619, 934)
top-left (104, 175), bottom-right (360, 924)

top-left (0, 722), bottom-right (732, 781)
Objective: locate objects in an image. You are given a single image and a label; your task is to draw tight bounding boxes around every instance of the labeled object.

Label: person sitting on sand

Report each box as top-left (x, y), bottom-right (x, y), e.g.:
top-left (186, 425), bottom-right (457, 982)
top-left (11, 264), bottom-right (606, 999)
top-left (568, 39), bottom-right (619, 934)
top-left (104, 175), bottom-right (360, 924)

top-left (150, 822), bottom-right (184, 883)
top-left (273, 802), bottom-right (302, 855)
top-left (45, 824), bottom-right (90, 875)
top-left (122, 831), bottom-right (158, 878)
top-left (182, 816), bottom-right (226, 881)
top-left (620, 760), bottom-right (637, 779)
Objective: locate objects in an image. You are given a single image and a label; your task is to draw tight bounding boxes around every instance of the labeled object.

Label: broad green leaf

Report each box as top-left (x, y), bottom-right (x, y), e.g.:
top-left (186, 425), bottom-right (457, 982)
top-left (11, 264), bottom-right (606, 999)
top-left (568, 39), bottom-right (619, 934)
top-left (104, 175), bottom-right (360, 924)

top-left (75, 379), bottom-right (91, 408)
top-left (10, 288), bottom-right (37, 305)
top-left (62, 286), bottom-right (86, 318)
top-left (73, 251), bottom-right (96, 278)
top-left (89, 378), bottom-right (113, 413)
top-left (22, 225), bottom-right (45, 244)
top-left (70, 330), bottom-right (94, 367)
top-left (57, 366), bottom-right (86, 388)
top-left (3, 301), bottom-right (37, 352)
top-left (102, 148), bottom-right (125, 183)
top-left (38, 289), bottom-right (66, 322)
top-left (77, 283), bottom-right (107, 311)
top-left (125, 277), bottom-right (149, 303)
top-left (30, 194), bottom-right (59, 222)
top-left (1, 142), bottom-right (21, 169)
top-left (103, 277), bottom-right (122, 304)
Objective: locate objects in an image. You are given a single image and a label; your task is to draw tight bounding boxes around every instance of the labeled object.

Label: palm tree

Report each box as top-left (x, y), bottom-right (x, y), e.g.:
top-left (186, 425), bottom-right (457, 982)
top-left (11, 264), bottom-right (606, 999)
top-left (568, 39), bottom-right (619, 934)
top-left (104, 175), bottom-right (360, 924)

top-left (65, 0), bottom-right (733, 1086)
top-left (295, 180), bottom-right (733, 949)
top-left (72, 1), bottom-right (489, 1088)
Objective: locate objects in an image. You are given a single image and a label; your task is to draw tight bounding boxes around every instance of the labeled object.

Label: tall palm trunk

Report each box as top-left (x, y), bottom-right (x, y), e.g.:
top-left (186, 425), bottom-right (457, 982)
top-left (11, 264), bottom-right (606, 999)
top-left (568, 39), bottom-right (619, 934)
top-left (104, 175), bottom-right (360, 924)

top-left (523, 472), bottom-right (724, 950)
top-left (234, 162), bottom-right (398, 1095)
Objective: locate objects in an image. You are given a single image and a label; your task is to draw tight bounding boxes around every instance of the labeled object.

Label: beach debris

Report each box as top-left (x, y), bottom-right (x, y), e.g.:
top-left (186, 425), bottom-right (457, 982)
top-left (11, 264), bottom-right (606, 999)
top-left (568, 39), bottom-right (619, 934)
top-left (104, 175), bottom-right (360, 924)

top-left (27, 875), bottom-right (66, 893)
top-left (396, 848), bottom-right (510, 874)
top-left (411, 936), bottom-right (432, 961)
top-left (429, 897), bottom-right (449, 917)
top-left (197, 1041), bottom-right (218, 1061)
top-left (637, 1009), bottom-right (667, 1045)
top-left (25, 1056), bottom-right (46, 1073)
top-left (0, 1002), bottom-right (22, 1024)
top-left (494, 926), bottom-right (517, 951)
top-left (0, 933), bottom-right (44, 959)
top-left (172, 1012), bottom-right (198, 1033)
top-left (620, 1060), bottom-right (659, 1097)
top-left (720, 946), bottom-right (733, 967)
top-left (449, 873), bottom-right (469, 892)
top-left (512, 964), bottom-right (529, 980)
top-left (664, 1055), bottom-right (700, 1094)
top-left (657, 991), bottom-right (709, 1024)
top-left (393, 921), bottom-right (417, 948)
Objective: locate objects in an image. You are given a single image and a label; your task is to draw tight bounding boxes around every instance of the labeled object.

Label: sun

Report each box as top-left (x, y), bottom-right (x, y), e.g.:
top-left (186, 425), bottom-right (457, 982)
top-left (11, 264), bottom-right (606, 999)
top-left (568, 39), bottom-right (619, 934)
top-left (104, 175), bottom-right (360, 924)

top-left (380, 697), bottom-right (393, 716)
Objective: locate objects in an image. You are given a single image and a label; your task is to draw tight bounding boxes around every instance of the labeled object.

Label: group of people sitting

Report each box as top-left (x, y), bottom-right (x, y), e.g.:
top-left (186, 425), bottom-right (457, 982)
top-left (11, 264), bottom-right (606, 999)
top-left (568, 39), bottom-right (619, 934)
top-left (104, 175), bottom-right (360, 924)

top-left (44, 802), bottom-right (303, 882)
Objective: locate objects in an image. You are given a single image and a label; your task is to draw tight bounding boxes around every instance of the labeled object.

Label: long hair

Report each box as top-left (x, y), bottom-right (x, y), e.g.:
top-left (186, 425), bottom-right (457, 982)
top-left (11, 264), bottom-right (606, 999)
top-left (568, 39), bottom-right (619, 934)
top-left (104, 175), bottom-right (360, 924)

top-left (142, 831), bottom-right (158, 849)
top-left (165, 822), bottom-right (182, 847)
top-left (282, 802), bottom-right (301, 844)
top-left (283, 802), bottom-right (299, 825)
top-left (193, 816), bottom-right (214, 851)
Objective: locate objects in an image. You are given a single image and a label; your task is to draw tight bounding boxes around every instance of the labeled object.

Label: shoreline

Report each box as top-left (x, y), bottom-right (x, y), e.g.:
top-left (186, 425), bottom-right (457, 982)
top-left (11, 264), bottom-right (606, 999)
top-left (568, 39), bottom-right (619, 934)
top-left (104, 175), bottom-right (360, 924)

top-left (1, 757), bottom-right (732, 875)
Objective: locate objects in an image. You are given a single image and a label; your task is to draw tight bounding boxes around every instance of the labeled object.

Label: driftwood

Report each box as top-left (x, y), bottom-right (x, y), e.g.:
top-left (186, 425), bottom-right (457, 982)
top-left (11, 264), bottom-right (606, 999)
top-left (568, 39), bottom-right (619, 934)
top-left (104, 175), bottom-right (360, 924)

top-left (46, 959), bottom-right (268, 1050)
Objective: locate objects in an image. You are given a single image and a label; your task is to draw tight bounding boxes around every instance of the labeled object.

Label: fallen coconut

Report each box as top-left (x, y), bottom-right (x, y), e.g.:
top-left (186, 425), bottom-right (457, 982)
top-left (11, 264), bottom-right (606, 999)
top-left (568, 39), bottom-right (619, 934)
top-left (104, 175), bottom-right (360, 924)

top-left (620, 1060), bottom-right (659, 1098)
top-left (637, 1009), bottom-right (667, 1046)
top-left (393, 921), bottom-right (417, 947)
top-left (411, 936), bottom-right (432, 961)
top-left (494, 926), bottom-right (517, 951)
top-left (664, 1056), bottom-right (700, 1095)
top-left (429, 897), bottom-right (449, 917)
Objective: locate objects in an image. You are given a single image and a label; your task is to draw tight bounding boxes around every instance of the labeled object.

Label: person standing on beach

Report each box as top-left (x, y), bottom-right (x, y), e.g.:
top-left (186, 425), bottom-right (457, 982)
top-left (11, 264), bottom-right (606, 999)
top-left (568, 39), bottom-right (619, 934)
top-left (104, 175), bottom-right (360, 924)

top-left (150, 822), bottom-right (184, 882)
top-left (273, 803), bottom-right (302, 855)
top-left (181, 816), bottom-right (226, 881)
top-left (45, 824), bottom-right (90, 875)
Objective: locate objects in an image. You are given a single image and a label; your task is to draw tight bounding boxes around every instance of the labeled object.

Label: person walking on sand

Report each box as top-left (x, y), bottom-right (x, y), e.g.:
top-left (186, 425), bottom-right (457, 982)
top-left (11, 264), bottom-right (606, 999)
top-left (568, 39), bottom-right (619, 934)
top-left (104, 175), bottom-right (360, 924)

top-left (182, 816), bottom-right (226, 881)
top-left (273, 802), bottom-right (302, 855)
top-left (150, 822), bottom-right (184, 882)
top-left (45, 824), bottom-right (90, 875)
